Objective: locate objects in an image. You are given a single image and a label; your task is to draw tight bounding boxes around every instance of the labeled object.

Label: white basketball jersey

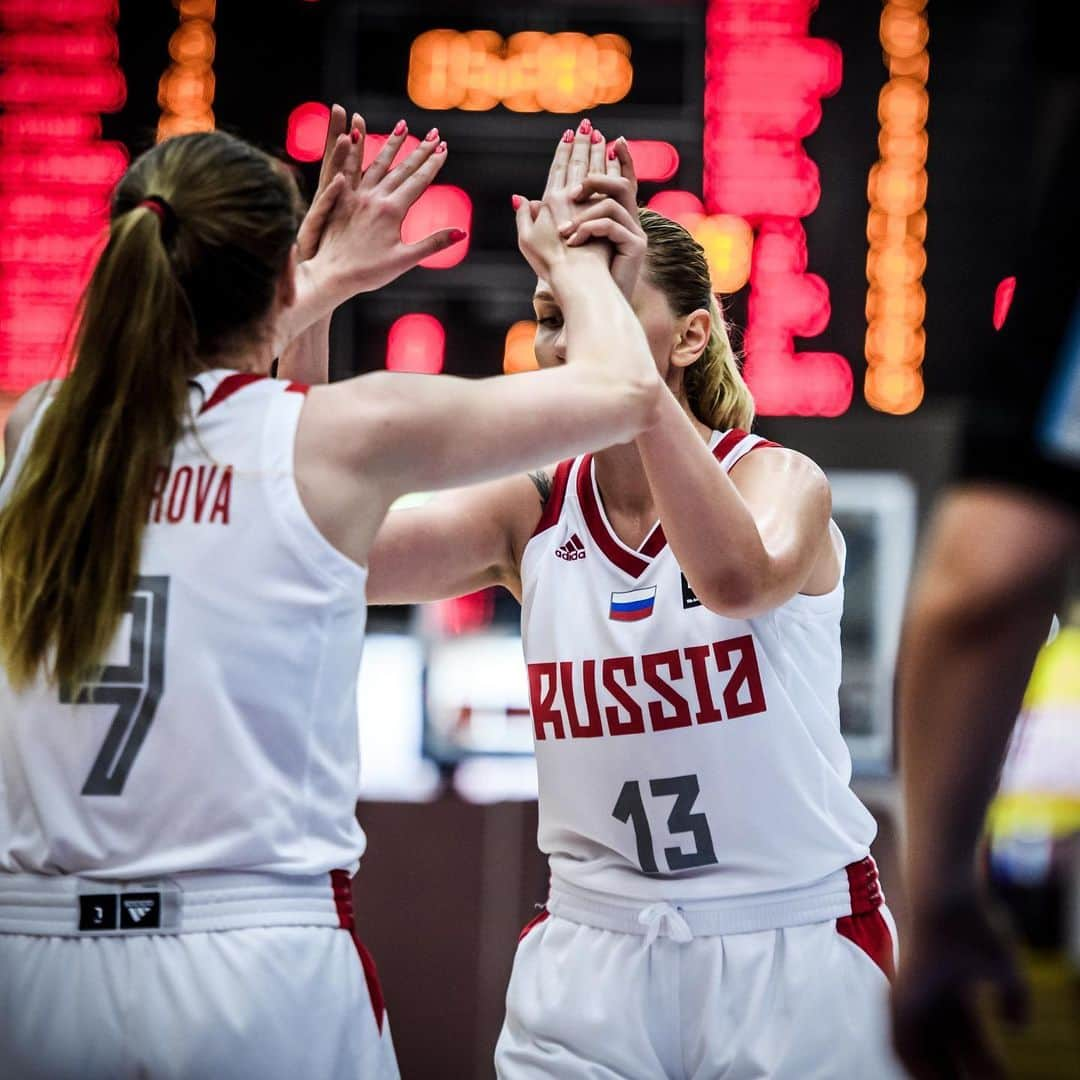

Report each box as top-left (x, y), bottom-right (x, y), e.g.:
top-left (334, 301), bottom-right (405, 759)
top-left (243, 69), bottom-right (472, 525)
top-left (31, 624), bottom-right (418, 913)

top-left (0, 371), bottom-right (369, 879)
top-left (520, 430), bottom-right (877, 901)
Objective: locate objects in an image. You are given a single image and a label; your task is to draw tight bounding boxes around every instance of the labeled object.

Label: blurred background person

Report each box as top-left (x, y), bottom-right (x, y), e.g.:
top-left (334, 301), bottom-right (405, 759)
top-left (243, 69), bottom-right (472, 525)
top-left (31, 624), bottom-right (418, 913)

top-left (892, 9), bottom-right (1080, 1076)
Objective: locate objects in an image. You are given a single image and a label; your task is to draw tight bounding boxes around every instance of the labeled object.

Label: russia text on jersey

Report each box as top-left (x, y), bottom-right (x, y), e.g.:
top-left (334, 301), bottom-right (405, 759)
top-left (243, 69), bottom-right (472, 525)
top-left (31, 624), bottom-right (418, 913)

top-left (528, 634), bottom-right (767, 740)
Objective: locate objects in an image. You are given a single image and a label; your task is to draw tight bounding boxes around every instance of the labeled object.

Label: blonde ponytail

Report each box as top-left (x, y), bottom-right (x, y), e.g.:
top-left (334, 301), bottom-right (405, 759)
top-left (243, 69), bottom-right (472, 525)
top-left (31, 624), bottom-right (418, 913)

top-left (638, 208), bottom-right (755, 432)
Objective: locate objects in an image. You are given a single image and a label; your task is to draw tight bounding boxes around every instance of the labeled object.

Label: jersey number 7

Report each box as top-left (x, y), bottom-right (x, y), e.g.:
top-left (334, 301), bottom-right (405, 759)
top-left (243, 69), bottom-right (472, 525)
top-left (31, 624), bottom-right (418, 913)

top-left (60, 576), bottom-right (170, 796)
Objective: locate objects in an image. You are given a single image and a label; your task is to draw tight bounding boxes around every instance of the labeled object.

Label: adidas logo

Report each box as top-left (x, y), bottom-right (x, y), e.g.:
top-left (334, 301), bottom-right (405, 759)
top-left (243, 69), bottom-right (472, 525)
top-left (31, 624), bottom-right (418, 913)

top-left (123, 899), bottom-right (155, 923)
top-left (555, 533), bottom-right (587, 561)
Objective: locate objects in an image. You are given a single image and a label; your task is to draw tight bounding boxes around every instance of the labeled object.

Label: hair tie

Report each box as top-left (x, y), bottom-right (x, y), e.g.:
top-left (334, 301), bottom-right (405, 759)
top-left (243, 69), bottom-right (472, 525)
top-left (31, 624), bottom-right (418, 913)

top-left (138, 196), bottom-right (178, 244)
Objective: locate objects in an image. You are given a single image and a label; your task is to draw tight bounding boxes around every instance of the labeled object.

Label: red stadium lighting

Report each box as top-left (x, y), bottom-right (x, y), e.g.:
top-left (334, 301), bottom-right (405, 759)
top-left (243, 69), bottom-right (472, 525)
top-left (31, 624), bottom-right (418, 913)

top-left (0, 0), bottom-right (125, 395)
top-left (285, 102), bottom-right (330, 163)
top-left (646, 190), bottom-right (704, 230)
top-left (361, 133), bottom-right (422, 171)
top-left (704, 0), bottom-right (851, 417)
top-left (386, 314), bottom-right (445, 374)
top-left (624, 141), bottom-right (679, 182)
top-left (401, 185), bottom-right (472, 270)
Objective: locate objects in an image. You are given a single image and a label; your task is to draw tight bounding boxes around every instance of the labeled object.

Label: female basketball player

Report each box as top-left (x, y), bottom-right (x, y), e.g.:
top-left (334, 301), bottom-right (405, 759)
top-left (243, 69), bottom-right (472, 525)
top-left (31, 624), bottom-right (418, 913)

top-left (360, 124), bottom-right (905, 1078)
top-left (0, 114), bottom-right (661, 1080)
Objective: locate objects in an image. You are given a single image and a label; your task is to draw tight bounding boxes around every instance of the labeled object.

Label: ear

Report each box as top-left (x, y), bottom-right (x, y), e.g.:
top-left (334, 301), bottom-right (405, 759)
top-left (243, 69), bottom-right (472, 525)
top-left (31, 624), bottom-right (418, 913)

top-left (277, 244), bottom-right (299, 310)
top-left (669, 308), bottom-right (711, 370)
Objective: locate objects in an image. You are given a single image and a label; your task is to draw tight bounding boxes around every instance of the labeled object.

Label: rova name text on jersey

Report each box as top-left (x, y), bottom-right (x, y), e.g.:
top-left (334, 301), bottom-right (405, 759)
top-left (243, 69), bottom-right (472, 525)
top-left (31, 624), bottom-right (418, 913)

top-left (528, 634), bottom-right (767, 740)
top-left (148, 464), bottom-right (234, 525)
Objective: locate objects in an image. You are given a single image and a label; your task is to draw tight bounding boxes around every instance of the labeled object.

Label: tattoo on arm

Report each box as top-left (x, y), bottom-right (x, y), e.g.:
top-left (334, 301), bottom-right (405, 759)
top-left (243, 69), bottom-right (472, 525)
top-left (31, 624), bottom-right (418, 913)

top-left (529, 470), bottom-right (552, 508)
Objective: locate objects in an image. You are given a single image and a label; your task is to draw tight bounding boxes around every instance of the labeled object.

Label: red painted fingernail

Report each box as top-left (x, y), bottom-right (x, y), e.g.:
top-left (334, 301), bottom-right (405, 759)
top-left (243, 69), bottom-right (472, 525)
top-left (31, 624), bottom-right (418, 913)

top-left (448, 229), bottom-right (467, 243)
top-left (350, 129), bottom-right (360, 144)
top-left (578, 118), bottom-right (592, 135)
top-left (511, 194), bottom-right (523, 210)
top-left (591, 129), bottom-right (603, 145)
top-left (435, 141), bottom-right (447, 154)
top-left (393, 119), bottom-right (407, 135)
top-left (607, 144), bottom-right (618, 160)
top-left (425, 127), bottom-right (439, 142)
top-left (562, 129), bottom-right (574, 144)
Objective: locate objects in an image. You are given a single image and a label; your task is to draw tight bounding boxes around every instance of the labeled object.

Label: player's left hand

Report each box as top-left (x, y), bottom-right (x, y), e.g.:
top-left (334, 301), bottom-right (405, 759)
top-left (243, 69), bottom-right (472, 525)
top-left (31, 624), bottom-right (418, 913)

top-left (891, 886), bottom-right (1029, 1080)
top-left (294, 104), bottom-right (352, 263)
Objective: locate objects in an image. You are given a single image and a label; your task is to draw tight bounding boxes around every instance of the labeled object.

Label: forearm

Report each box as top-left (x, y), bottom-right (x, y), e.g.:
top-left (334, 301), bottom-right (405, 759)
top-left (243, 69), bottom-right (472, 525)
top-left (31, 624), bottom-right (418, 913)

top-left (277, 315), bottom-right (330, 386)
top-left (550, 260), bottom-right (656, 389)
top-left (635, 391), bottom-right (773, 613)
top-left (898, 489), bottom-right (1074, 912)
top-left (274, 258), bottom-right (348, 356)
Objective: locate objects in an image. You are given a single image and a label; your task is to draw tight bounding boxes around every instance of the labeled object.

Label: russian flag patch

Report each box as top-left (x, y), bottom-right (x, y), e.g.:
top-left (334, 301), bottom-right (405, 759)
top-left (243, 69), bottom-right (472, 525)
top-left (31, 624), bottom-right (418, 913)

top-left (609, 586), bottom-right (657, 622)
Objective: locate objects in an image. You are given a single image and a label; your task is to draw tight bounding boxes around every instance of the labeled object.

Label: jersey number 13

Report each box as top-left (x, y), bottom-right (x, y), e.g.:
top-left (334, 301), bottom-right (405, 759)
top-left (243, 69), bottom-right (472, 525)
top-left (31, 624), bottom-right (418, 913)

top-left (613, 774), bottom-right (718, 874)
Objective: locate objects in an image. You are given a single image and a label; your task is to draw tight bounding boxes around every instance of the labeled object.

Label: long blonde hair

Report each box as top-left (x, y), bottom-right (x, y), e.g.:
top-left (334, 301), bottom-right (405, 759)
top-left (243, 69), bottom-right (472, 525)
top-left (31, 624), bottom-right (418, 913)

top-left (638, 208), bottom-right (754, 432)
top-left (0, 131), bottom-right (298, 690)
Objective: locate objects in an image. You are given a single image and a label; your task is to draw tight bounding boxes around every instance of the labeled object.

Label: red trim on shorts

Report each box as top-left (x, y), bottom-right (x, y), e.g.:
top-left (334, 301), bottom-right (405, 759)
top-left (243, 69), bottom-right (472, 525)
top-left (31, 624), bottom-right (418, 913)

top-left (530, 459), bottom-right (574, 538)
top-left (836, 857), bottom-right (894, 981)
top-left (285, 381), bottom-right (310, 396)
top-left (198, 372), bottom-right (266, 415)
top-left (518, 908), bottom-right (549, 942)
top-left (578, 454), bottom-right (652, 578)
top-left (330, 869), bottom-right (386, 1033)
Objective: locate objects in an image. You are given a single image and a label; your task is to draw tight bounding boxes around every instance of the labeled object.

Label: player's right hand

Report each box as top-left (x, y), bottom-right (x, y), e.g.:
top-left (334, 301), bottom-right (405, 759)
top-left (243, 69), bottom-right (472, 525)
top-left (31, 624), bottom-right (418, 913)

top-left (891, 887), bottom-right (1029, 1080)
top-left (309, 115), bottom-right (466, 297)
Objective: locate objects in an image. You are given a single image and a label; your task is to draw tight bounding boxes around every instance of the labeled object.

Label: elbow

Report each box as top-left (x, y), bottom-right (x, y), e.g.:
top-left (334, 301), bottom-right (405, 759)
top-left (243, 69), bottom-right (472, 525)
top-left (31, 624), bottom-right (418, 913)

top-left (694, 569), bottom-right (775, 621)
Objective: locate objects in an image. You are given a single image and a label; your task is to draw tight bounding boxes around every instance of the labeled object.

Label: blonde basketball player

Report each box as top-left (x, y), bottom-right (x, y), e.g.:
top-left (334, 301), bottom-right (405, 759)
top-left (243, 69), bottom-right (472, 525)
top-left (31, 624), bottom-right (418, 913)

top-left (361, 122), bottom-right (905, 1078)
top-left (0, 111), bottom-right (661, 1080)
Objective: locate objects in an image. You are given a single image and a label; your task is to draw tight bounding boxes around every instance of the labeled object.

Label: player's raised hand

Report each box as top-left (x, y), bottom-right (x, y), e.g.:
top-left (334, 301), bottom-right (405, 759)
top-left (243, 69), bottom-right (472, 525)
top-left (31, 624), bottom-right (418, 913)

top-left (295, 105), bottom-right (352, 262)
top-left (306, 118), bottom-right (467, 300)
top-left (561, 136), bottom-right (645, 300)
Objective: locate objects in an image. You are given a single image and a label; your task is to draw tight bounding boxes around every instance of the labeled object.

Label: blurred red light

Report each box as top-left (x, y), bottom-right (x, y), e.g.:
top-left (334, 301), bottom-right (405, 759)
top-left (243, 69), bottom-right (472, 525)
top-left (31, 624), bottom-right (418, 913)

top-left (0, 2), bottom-right (124, 393)
top-left (0, 27), bottom-right (117, 65)
top-left (703, 1), bottom-right (850, 416)
top-left (0, 0), bottom-right (118, 20)
top-left (361, 133), bottom-right (422, 171)
top-left (993, 276), bottom-right (1016, 331)
top-left (433, 589), bottom-right (495, 635)
top-left (646, 190), bottom-right (705, 229)
top-left (625, 140), bottom-right (679, 182)
top-left (0, 113), bottom-right (102, 142)
top-left (402, 185), bottom-right (472, 269)
top-left (285, 102), bottom-right (330, 163)
top-left (0, 68), bottom-right (126, 112)
top-left (386, 314), bottom-right (445, 374)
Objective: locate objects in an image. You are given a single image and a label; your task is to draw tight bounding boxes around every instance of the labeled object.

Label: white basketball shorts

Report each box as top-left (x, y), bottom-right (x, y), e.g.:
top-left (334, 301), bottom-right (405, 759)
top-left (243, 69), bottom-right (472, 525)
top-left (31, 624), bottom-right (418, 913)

top-left (0, 870), bottom-right (398, 1080)
top-left (495, 884), bottom-right (905, 1078)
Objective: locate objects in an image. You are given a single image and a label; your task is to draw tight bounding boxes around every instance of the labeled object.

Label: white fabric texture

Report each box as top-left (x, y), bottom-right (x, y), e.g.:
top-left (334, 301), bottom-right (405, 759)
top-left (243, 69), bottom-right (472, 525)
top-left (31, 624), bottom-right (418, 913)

top-left (0, 924), bottom-right (398, 1080)
top-left (0, 371), bottom-right (369, 879)
top-left (519, 430), bottom-right (877, 902)
top-left (495, 910), bottom-right (905, 1080)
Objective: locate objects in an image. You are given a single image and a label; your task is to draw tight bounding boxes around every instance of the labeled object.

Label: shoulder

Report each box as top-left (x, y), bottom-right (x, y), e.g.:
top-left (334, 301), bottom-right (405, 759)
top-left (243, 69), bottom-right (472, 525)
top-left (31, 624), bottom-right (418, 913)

top-left (3, 380), bottom-right (61, 462)
top-left (729, 444), bottom-right (831, 509)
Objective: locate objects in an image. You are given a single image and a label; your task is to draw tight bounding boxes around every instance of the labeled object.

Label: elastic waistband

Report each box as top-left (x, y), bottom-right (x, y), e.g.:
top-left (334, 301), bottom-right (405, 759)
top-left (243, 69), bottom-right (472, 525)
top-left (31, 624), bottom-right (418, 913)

top-left (547, 857), bottom-right (882, 941)
top-left (0, 869), bottom-right (354, 938)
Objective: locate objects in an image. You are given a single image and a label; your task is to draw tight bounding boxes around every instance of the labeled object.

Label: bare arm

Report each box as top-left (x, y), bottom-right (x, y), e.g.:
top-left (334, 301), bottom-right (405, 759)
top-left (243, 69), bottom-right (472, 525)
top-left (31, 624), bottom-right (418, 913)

top-left (635, 390), bottom-right (835, 618)
top-left (297, 247), bottom-right (661, 568)
top-left (366, 471), bottom-right (545, 605)
top-left (1, 381), bottom-right (59, 487)
top-left (890, 486), bottom-right (1077, 1078)
top-left (898, 487), bottom-right (1076, 903)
